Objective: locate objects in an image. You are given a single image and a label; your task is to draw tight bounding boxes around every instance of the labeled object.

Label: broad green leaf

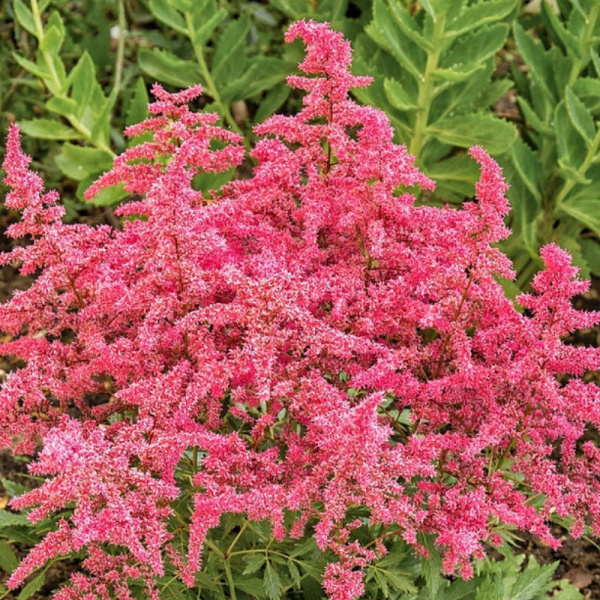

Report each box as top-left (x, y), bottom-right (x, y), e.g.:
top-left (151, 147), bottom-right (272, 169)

top-left (67, 52), bottom-right (99, 121)
top-left (446, 0), bottom-right (516, 36)
top-left (138, 48), bottom-right (203, 88)
top-left (222, 58), bottom-right (294, 102)
top-left (556, 199), bottom-right (600, 236)
top-left (90, 88), bottom-right (118, 148)
top-left (431, 65), bottom-right (483, 82)
top-left (1, 479), bottom-right (28, 499)
top-left (424, 155), bottom-right (480, 198)
top-left (263, 561), bottom-right (282, 600)
top-left (17, 119), bottom-right (81, 141)
top-left (14, 0), bottom-right (37, 36)
top-left (383, 78), bottom-right (420, 111)
top-left (39, 24), bottom-right (65, 55)
top-left (18, 572), bottom-right (45, 600)
top-left (442, 23), bottom-right (509, 70)
top-left (148, 0), bottom-right (187, 35)
top-left (428, 113), bottom-right (516, 154)
top-left (572, 78), bottom-right (600, 114)
top-left (267, 0), bottom-right (305, 19)
top-left (0, 541), bottom-right (18, 574)
top-left (45, 96), bottom-right (79, 119)
top-left (565, 87), bottom-right (596, 144)
top-left (55, 144), bottom-right (114, 181)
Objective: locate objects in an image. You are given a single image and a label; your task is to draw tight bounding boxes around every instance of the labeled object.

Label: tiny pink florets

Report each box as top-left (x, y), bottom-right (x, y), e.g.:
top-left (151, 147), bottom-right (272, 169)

top-left (1, 18), bottom-right (599, 600)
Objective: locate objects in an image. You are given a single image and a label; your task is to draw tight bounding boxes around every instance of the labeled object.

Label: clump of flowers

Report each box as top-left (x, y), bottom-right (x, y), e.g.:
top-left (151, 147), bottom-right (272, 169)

top-left (1, 19), bottom-right (599, 600)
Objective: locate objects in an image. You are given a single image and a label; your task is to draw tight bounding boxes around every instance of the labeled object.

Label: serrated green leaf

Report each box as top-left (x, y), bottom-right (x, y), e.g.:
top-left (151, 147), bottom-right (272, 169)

top-left (419, 535), bottom-right (442, 600)
top-left (383, 77), bottom-right (420, 110)
top-left (510, 560), bottom-right (557, 600)
top-left (446, 0), bottom-right (516, 36)
top-left (432, 65), bottom-right (483, 82)
top-left (192, 9), bottom-right (227, 47)
top-left (267, 0), bottom-right (305, 19)
top-left (475, 575), bottom-right (503, 600)
top-left (235, 578), bottom-right (265, 596)
top-left (158, 575), bottom-right (192, 600)
top-left (17, 119), bottom-right (81, 141)
top-left (555, 100), bottom-right (588, 170)
top-left (517, 97), bottom-right (552, 135)
top-left (442, 23), bottom-right (509, 71)
top-left (243, 553), bottom-right (266, 575)
top-left (90, 88), bottom-right (117, 148)
top-left (428, 113), bottom-right (515, 154)
top-left (386, 0), bottom-right (434, 51)
top-left (222, 58), bottom-right (293, 103)
top-left (67, 52), bottom-right (98, 121)
top-left (287, 559), bottom-right (302, 589)
top-left (14, 0), bottom-right (37, 36)
top-left (45, 96), bottom-right (79, 119)
top-left (126, 78), bottom-right (150, 127)
top-left (0, 541), bottom-right (18, 574)
top-left (513, 23), bottom-right (556, 103)
top-left (18, 572), bottom-right (45, 600)
top-left (55, 144), bottom-right (114, 181)
top-left (212, 14), bottom-right (250, 87)
top-left (424, 155), bottom-right (480, 198)
top-left (511, 139), bottom-right (542, 203)
top-left (541, 1), bottom-right (581, 58)
top-left (148, 0), bottom-right (187, 34)
top-left (556, 199), bottom-right (600, 236)
top-left (565, 87), bottom-right (596, 145)
top-left (263, 561), bottom-right (282, 600)
top-left (139, 48), bottom-right (203, 88)
top-left (254, 83), bottom-right (290, 124)
top-left (1, 479), bottom-right (28, 500)
top-left (572, 78), bottom-right (600, 114)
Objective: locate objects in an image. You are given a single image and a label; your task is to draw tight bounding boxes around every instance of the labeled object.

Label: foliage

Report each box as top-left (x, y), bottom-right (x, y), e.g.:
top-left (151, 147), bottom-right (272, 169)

top-left (0, 19), bottom-right (599, 600)
top-left (504, 0), bottom-right (600, 285)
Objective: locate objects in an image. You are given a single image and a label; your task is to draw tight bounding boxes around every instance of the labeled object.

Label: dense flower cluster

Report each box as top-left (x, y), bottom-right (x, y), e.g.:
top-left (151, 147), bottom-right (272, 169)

top-left (1, 20), bottom-right (599, 600)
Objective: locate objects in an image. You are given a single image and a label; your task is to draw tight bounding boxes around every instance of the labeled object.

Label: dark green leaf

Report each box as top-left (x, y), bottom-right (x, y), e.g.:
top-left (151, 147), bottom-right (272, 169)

top-left (192, 9), bottom-right (228, 47)
top-left (510, 560), bottom-right (557, 600)
top-left (254, 84), bottom-right (290, 123)
top-left (235, 578), bottom-right (265, 596)
top-left (243, 554), bottom-right (266, 575)
top-left (212, 14), bottom-right (250, 86)
top-left (475, 575), bottom-right (503, 600)
top-left (148, 0), bottom-right (187, 35)
top-left (18, 572), bottom-right (45, 600)
top-left (1, 479), bottom-right (28, 500)
top-left (263, 561), bottom-right (282, 600)
top-left (0, 541), bottom-right (19, 574)
top-left (580, 239), bottom-right (600, 277)
top-left (126, 78), bottom-right (150, 127)
top-left (555, 100), bottom-right (588, 170)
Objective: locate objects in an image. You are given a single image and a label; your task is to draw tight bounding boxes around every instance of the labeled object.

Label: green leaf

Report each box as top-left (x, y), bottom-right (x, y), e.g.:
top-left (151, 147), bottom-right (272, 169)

top-left (39, 24), bottom-right (65, 55)
top-left (263, 561), bottom-right (283, 600)
top-left (442, 23), bottom-right (509, 70)
top-left (11, 53), bottom-right (50, 80)
top-left (139, 48), bottom-right (203, 89)
top-left (235, 578), bottom-right (265, 596)
top-left (67, 52), bottom-right (99, 121)
top-left (510, 560), bottom-right (557, 600)
top-left (78, 180), bottom-right (128, 207)
top-left (565, 87), bottom-right (596, 145)
top-left (383, 77), bottom-right (420, 110)
top-left (254, 83), bottom-right (290, 124)
top-left (243, 554), bottom-right (266, 575)
top-left (55, 144), bottom-right (114, 181)
top-left (513, 22), bottom-right (556, 103)
top-left (517, 97), bottom-right (552, 135)
top-left (212, 14), bottom-right (250, 87)
top-left (191, 9), bottom-right (227, 47)
top-left (90, 88), bottom-right (117, 148)
top-left (555, 100), bottom-right (588, 170)
top-left (158, 575), bottom-right (192, 600)
top-left (386, 0), bottom-right (434, 51)
top-left (446, 0), bottom-right (516, 36)
top-left (510, 139), bottom-right (542, 203)
top-left (556, 199), bottom-right (600, 236)
top-left (428, 113), bottom-right (516, 154)
top-left (222, 58), bottom-right (294, 103)
top-left (541, 1), bottom-right (581, 59)
top-left (580, 238), bottom-right (600, 277)
top-left (0, 541), bottom-right (19, 574)
top-left (18, 572), bottom-right (45, 600)
top-left (419, 535), bottom-right (443, 600)
top-left (1, 479), bottom-right (28, 500)
top-left (126, 78), bottom-right (150, 127)
top-left (148, 0), bottom-right (187, 35)
top-left (45, 97), bottom-right (79, 119)
top-left (572, 78), bottom-right (600, 114)
top-left (17, 119), bottom-right (81, 141)
top-left (14, 0), bottom-right (37, 36)
top-left (475, 575), bottom-right (503, 600)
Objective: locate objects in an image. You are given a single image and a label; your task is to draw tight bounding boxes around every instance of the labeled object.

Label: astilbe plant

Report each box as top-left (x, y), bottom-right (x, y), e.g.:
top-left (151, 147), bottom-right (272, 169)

top-left (1, 19), bottom-right (600, 600)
